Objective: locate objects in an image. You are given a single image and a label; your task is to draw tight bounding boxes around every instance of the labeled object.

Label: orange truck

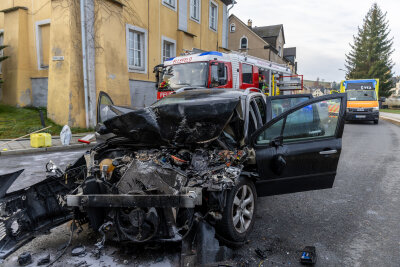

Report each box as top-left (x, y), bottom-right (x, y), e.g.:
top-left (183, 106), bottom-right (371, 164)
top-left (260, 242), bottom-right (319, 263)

top-left (340, 79), bottom-right (380, 124)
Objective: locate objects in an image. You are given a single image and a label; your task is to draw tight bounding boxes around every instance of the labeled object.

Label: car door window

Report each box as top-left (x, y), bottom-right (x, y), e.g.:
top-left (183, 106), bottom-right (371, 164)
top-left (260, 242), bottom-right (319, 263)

top-left (256, 97), bottom-right (342, 145)
top-left (271, 97), bottom-right (310, 118)
top-left (257, 119), bottom-right (284, 145)
top-left (283, 98), bottom-right (340, 142)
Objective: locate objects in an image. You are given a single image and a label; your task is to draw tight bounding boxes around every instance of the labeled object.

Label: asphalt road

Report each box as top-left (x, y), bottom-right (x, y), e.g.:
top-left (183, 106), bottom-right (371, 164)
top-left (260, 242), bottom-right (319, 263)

top-left (0, 120), bottom-right (399, 266)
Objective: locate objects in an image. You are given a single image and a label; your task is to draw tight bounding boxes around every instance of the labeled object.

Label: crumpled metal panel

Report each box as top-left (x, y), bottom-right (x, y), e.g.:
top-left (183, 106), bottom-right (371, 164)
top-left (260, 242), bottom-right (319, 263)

top-left (104, 97), bottom-right (239, 146)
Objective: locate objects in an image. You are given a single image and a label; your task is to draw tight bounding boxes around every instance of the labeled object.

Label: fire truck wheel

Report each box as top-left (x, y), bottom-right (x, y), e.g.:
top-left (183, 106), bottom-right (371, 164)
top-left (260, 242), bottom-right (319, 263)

top-left (216, 177), bottom-right (257, 243)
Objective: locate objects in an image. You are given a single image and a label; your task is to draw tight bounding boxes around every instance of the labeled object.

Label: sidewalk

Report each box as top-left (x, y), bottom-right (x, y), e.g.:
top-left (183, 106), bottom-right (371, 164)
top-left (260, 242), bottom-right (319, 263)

top-left (380, 112), bottom-right (400, 126)
top-left (0, 133), bottom-right (96, 156)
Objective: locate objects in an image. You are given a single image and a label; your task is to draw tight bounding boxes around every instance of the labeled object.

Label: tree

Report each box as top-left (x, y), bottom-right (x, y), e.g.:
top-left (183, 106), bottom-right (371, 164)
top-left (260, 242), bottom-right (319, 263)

top-left (345, 3), bottom-right (394, 97)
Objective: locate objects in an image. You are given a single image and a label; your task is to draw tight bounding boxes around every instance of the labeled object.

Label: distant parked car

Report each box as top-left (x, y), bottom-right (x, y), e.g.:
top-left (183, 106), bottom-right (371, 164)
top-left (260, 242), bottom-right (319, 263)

top-left (386, 96), bottom-right (400, 109)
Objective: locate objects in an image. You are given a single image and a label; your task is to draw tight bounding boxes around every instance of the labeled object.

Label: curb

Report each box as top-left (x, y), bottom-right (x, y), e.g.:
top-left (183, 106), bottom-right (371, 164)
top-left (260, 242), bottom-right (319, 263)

top-left (0, 143), bottom-right (96, 156)
top-left (380, 116), bottom-right (400, 127)
top-left (0, 133), bottom-right (94, 142)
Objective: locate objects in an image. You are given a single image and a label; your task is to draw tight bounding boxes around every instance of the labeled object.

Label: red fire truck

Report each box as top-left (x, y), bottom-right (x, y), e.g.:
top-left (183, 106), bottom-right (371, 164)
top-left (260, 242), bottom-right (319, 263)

top-left (154, 51), bottom-right (303, 99)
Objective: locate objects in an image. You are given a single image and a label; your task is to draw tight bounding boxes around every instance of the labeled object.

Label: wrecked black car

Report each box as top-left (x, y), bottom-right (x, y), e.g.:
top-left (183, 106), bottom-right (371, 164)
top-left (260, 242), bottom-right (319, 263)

top-left (0, 89), bottom-right (346, 260)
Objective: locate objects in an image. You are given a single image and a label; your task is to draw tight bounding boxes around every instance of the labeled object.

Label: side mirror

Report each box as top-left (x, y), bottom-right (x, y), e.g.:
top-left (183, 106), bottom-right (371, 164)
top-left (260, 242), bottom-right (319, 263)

top-left (380, 97), bottom-right (386, 102)
top-left (270, 136), bottom-right (283, 147)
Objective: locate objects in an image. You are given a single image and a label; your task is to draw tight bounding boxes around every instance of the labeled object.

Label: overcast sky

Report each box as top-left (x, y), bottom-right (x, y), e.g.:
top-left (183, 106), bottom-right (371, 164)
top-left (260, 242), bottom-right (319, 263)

top-left (231, 0), bottom-right (399, 82)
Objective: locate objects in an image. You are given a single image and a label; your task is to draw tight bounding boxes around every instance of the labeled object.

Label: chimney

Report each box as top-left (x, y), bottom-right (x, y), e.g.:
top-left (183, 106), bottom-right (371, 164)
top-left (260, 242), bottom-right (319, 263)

top-left (247, 19), bottom-right (252, 28)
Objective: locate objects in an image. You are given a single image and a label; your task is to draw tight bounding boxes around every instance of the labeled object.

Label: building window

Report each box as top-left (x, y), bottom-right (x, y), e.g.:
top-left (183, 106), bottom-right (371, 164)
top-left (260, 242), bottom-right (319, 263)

top-left (278, 46), bottom-right (282, 56)
top-left (240, 36), bottom-right (248, 50)
top-left (242, 63), bottom-right (253, 84)
top-left (162, 0), bottom-right (177, 11)
top-left (126, 24), bottom-right (148, 73)
top-left (230, 23), bottom-right (236, 32)
top-left (209, 1), bottom-right (218, 32)
top-left (161, 36), bottom-right (176, 63)
top-left (0, 30), bottom-right (3, 74)
top-left (35, 19), bottom-right (51, 70)
top-left (190, 0), bottom-right (201, 22)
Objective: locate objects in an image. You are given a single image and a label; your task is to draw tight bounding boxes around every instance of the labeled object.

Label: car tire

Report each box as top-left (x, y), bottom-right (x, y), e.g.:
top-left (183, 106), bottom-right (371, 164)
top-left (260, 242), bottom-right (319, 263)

top-left (374, 120), bottom-right (379, 124)
top-left (216, 177), bottom-right (257, 242)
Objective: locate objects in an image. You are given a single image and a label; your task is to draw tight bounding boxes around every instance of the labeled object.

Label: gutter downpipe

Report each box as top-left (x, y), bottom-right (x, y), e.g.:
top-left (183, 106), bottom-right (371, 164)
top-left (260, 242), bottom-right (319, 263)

top-left (80, 0), bottom-right (89, 128)
top-left (227, 1), bottom-right (236, 12)
top-left (226, 1), bottom-right (236, 53)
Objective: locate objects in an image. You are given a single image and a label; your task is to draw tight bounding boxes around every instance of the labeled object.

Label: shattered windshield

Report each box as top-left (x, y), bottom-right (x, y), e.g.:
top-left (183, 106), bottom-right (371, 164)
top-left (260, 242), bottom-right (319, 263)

top-left (161, 62), bottom-right (208, 90)
top-left (347, 90), bottom-right (377, 101)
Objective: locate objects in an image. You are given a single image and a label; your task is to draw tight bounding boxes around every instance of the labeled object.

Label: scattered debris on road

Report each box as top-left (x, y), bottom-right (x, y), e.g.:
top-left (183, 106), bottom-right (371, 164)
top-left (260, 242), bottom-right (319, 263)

top-left (71, 245), bottom-right (86, 257)
top-left (17, 251), bottom-right (32, 266)
top-left (37, 254), bottom-right (50, 265)
top-left (300, 246), bottom-right (316, 265)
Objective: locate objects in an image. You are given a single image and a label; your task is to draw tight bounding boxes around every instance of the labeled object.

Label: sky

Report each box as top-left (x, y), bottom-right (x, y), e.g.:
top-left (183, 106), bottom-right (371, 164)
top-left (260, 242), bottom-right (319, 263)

top-left (231, 0), bottom-right (400, 82)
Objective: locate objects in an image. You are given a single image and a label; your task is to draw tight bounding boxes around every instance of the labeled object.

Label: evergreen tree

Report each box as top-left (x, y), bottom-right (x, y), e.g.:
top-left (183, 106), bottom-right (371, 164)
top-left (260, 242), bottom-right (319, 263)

top-left (345, 3), bottom-right (394, 97)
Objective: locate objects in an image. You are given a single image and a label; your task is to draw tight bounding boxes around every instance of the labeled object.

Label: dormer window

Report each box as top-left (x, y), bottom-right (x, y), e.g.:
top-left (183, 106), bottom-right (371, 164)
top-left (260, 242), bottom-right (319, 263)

top-left (230, 23), bottom-right (236, 32)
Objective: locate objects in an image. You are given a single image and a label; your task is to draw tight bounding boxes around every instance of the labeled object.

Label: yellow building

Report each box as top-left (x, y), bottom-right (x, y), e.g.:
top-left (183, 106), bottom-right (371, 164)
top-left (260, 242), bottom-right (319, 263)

top-left (0, 0), bottom-right (233, 128)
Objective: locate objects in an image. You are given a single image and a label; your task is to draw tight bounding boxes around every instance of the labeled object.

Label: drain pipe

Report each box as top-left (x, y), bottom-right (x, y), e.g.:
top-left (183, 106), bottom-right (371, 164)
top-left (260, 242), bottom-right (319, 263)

top-left (228, 0), bottom-right (236, 12)
top-left (80, 0), bottom-right (89, 128)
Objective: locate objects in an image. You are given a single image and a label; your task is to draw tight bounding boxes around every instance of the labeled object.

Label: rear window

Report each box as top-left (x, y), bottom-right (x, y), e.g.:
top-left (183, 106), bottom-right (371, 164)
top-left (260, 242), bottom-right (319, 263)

top-left (271, 97), bottom-right (310, 118)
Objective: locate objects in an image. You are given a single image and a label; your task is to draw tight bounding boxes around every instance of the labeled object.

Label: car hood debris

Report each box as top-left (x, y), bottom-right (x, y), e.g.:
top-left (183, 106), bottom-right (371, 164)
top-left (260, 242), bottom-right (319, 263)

top-left (103, 95), bottom-right (240, 146)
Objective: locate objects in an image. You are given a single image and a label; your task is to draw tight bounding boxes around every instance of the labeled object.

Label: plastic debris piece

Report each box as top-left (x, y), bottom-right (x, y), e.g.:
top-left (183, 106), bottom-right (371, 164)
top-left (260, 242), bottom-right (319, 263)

top-left (37, 254), bottom-right (50, 265)
top-left (78, 133), bottom-right (95, 144)
top-left (71, 245), bottom-right (86, 256)
top-left (18, 252), bottom-right (32, 266)
top-left (300, 246), bottom-right (316, 265)
top-left (60, 125), bottom-right (72, 146)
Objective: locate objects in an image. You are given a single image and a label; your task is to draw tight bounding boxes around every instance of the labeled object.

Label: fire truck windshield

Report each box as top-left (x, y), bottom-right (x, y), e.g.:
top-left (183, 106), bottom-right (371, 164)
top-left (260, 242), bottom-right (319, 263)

top-left (347, 90), bottom-right (377, 101)
top-left (162, 62), bottom-right (208, 90)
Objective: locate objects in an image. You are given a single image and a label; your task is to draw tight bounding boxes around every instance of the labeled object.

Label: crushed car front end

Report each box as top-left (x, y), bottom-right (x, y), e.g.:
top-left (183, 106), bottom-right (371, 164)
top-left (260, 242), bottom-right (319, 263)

top-left (0, 89), bottom-right (253, 259)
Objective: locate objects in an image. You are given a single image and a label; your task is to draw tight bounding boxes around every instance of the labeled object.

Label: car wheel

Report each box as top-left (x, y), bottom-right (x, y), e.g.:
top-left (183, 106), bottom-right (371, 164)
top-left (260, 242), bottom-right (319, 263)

top-left (374, 120), bottom-right (379, 124)
top-left (216, 177), bottom-right (257, 242)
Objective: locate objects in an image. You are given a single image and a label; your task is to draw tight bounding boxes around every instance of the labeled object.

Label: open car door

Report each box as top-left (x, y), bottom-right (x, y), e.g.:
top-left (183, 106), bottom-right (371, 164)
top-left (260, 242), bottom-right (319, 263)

top-left (251, 94), bottom-right (346, 197)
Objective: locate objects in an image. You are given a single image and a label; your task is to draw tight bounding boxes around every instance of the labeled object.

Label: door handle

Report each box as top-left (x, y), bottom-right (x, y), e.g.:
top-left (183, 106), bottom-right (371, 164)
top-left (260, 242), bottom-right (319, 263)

top-left (319, 149), bottom-right (337, 155)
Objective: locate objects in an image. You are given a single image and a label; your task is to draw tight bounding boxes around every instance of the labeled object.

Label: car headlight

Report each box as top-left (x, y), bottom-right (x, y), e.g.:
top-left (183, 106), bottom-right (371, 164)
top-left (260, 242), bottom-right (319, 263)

top-left (372, 107), bottom-right (379, 112)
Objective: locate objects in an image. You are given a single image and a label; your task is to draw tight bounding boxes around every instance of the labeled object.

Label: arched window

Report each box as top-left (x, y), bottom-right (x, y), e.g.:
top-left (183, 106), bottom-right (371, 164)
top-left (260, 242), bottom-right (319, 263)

top-left (240, 36), bottom-right (248, 50)
top-left (230, 23), bottom-right (236, 32)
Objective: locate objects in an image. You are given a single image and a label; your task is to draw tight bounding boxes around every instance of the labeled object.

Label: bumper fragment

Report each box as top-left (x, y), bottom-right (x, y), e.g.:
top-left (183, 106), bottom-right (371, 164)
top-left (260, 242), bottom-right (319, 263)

top-left (67, 191), bottom-right (202, 209)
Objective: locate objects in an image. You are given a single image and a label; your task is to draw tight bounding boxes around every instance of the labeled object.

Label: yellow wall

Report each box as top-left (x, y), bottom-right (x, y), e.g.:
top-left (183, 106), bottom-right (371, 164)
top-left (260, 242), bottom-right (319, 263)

top-left (127, 0), bottom-right (227, 82)
top-left (47, 0), bottom-right (86, 127)
top-left (1, 0), bottom-right (229, 127)
top-left (0, 0), bottom-right (51, 106)
top-left (94, 0), bottom-right (131, 106)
